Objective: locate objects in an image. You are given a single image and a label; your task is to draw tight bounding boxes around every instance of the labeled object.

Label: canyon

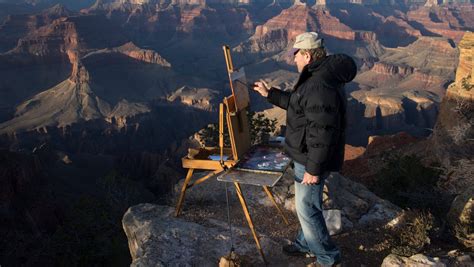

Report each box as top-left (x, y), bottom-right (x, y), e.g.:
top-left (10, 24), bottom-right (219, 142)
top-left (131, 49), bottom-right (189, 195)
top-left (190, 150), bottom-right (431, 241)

top-left (0, 0), bottom-right (473, 265)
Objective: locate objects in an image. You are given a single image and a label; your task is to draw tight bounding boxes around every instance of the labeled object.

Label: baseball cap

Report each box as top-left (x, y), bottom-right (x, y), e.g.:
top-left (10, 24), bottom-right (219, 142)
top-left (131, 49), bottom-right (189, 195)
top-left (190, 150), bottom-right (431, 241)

top-left (288, 32), bottom-right (324, 56)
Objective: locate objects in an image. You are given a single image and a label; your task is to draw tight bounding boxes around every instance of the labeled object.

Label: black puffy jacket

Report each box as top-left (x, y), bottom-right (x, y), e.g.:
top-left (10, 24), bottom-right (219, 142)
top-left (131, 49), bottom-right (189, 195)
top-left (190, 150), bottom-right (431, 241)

top-left (267, 54), bottom-right (357, 176)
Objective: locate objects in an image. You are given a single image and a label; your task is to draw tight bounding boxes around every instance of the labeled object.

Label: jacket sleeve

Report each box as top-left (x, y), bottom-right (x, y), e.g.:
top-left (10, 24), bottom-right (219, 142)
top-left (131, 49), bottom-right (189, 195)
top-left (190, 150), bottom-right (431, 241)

top-left (303, 87), bottom-right (341, 176)
top-left (267, 87), bottom-right (291, 110)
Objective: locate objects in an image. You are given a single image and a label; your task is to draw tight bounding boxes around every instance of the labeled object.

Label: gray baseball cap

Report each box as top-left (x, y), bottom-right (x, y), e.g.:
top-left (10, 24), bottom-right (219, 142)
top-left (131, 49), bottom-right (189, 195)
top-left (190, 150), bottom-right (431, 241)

top-left (288, 32), bottom-right (324, 56)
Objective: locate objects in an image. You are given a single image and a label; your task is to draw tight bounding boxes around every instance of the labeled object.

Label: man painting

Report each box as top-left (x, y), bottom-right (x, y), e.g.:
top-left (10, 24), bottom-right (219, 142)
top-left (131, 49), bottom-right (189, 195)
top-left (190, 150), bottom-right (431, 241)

top-left (253, 32), bottom-right (357, 267)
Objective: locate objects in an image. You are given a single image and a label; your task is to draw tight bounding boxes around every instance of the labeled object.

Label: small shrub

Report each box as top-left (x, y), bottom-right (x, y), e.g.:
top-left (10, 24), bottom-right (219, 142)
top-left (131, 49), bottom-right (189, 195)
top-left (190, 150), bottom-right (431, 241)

top-left (452, 96), bottom-right (474, 121)
top-left (197, 110), bottom-right (277, 146)
top-left (438, 159), bottom-right (474, 194)
top-left (461, 74), bottom-right (473, 91)
top-left (449, 121), bottom-right (473, 145)
top-left (373, 155), bottom-right (443, 212)
top-left (248, 111), bottom-right (277, 145)
top-left (198, 123), bottom-right (229, 147)
top-left (41, 195), bottom-right (130, 266)
top-left (392, 211), bottom-right (435, 256)
top-left (98, 169), bottom-right (153, 212)
top-left (454, 223), bottom-right (474, 249)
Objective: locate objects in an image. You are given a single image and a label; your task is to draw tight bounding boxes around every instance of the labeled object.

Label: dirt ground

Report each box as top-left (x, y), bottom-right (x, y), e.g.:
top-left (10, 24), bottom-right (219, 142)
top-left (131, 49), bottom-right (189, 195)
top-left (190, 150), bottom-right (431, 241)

top-left (173, 192), bottom-right (393, 266)
top-left (173, 187), bottom-right (470, 267)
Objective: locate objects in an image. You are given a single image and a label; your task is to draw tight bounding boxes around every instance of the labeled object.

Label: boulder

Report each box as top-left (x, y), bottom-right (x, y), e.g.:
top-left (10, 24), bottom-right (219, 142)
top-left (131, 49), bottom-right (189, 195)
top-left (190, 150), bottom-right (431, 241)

top-left (447, 185), bottom-right (474, 248)
top-left (381, 253), bottom-right (446, 267)
top-left (122, 203), bottom-right (305, 266)
top-left (448, 185), bottom-right (474, 227)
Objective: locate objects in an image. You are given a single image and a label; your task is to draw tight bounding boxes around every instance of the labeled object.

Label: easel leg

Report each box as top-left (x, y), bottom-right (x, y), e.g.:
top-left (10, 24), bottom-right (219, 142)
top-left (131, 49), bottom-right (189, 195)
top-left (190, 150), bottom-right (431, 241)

top-left (175, 168), bottom-right (194, 217)
top-left (263, 186), bottom-right (289, 225)
top-left (188, 169), bottom-right (222, 188)
top-left (234, 182), bottom-right (267, 264)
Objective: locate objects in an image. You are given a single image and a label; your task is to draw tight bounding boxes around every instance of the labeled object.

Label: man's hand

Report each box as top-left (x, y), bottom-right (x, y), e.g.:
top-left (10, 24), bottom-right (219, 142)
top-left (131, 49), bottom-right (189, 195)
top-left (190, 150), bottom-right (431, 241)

top-left (301, 172), bottom-right (320, 185)
top-left (253, 79), bottom-right (270, 97)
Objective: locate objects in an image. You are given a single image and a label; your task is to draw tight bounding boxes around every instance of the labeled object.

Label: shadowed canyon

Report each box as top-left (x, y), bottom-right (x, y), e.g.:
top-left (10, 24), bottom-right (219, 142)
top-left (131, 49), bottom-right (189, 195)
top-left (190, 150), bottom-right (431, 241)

top-left (0, 0), bottom-right (473, 266)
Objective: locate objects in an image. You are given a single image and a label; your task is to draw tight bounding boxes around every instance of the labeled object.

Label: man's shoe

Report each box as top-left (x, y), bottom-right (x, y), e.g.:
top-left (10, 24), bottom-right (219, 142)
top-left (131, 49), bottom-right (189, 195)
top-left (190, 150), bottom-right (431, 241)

top-left (282, 244), bottom-right (316, 258)
top-left (282, 243), bottom-right (306, 257)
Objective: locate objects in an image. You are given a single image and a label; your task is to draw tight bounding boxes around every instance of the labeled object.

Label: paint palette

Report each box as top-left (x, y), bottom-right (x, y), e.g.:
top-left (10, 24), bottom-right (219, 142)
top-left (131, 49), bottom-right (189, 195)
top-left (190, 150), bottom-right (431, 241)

top-left (235, 145), bottom-right (291, 173)
top-left (217, 145), bottom-right (291, 186)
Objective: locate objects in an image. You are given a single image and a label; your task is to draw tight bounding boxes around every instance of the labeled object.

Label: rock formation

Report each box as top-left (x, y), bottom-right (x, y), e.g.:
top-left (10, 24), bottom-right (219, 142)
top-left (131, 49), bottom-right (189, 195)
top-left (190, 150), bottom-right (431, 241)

top-left (430, 31), bottom-right (473, 250)
top-left (107, 99), bottom-right (151, 128)
top-left (167, 86), bottom-right (219, 111)
top-left (0, 4), bottom-right (73, 53)
top-left (0, 75), bottom-right (111, 133)
top-left (382, 253), bottom-right (474, 266)
top-left (346, 90), bottom-right (439, 145)
top-left (356, 36), bottom-right (458, 96)
top-left (406, 6), bottom-right (473, 43)
top-left (432, 31), bottom-right (474, 164)
top-left (9, 14), bottom-right (127, 58)
top-left (341, 132), bottom-right (419, 185)
top-left (122, 204), bottom-right (284, 266)
top-left (113, 42), bottom-right (171, 66)
top-left (374, 15), bottom-right (421, 47)
top-left (449, 31), bottom-right (474, 100)
top-left (123, 167), bottom-right (402, 266)
top-left (0, 40), bottom-right (178, 133)
top-left (0, 12), bottom-right (130, 112)
top-left (235, 4), bottom-right (355, 58)
top-left (447, 185), bottom-right (473, 240)
top-left (235, 4), bottom-right (312, 56)
top-left (381, 254), bottom-right (447, 267)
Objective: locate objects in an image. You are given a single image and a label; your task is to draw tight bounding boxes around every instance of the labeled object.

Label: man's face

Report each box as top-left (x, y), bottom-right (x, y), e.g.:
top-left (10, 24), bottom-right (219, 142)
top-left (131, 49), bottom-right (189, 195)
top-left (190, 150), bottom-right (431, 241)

top-left (294, 50), bottom-right (311, 73)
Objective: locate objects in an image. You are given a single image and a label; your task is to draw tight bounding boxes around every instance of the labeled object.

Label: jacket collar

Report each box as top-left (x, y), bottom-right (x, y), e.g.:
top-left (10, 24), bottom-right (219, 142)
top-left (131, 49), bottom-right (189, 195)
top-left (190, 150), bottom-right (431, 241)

top-left (307, 55), bottom-right (328, 73)
top-left (293, 56), bottom-right (328, 90)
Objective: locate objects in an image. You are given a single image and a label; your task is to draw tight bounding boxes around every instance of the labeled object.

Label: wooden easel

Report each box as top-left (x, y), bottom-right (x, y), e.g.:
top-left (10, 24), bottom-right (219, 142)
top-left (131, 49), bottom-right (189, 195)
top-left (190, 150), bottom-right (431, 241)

top-left (175, 46), bottom-right (289, 263)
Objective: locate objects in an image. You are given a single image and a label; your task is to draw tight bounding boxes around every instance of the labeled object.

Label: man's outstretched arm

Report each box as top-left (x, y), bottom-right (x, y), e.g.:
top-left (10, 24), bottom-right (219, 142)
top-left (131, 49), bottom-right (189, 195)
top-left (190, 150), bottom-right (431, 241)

top-left (253, 80), bottom-right (291, 110)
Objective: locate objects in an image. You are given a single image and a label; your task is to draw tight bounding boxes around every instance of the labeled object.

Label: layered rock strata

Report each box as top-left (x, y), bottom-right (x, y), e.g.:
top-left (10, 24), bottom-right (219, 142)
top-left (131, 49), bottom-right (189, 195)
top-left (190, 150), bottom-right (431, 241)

top-left (407, 6), bottom-right (473, 43)
top-left (347, 90), bottom-right (439, 145)
top-left (167, 86), bottom-right (218, 111)
top-left (432, 31), bottom-right (474, 164)
top-left (449, 31), bottom-right (474, 100)
top-left (0, 41), bottom-right (178, 133)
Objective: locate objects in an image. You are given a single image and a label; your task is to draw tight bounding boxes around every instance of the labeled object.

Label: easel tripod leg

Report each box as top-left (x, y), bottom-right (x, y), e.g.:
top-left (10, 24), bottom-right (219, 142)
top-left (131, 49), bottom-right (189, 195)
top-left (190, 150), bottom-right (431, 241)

top-left (263, 186), bottom-right (289, 225)
top-left (175, 168), bottom-right (194, 217)
top-left (234, 182), bottom-right (267, 264)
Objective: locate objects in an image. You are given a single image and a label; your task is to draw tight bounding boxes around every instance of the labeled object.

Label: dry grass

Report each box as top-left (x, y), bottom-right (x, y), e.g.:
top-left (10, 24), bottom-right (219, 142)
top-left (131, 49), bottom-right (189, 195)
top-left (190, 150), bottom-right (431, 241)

top-left (438, 159), bottom-right (474, 195)
top-left (455, 223), bottom-right (474, 250)
top-left (391, 211), bottom-right (435, 256)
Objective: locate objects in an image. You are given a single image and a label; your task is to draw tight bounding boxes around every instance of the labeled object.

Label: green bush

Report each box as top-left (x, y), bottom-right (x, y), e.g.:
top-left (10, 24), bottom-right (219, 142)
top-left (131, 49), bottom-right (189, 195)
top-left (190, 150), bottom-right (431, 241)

top-left (37, 195), bottom-right (131, 266)
top-left (392, 211), bottom-right (435, 256)
top-left (455, 223), bottom-right (474, 249)
top-left (248, 111), bottom-right (277, 145)
top-left (372, 155), bottom-right (444, 212)
top-left (461, 74), bottom-right (473, 91)
top-left (198, 110), bottom-right (277, 146)
top-left (21, 170), bottom-right (153, 266)
top-left (99, 169), bottom-right (153, 211)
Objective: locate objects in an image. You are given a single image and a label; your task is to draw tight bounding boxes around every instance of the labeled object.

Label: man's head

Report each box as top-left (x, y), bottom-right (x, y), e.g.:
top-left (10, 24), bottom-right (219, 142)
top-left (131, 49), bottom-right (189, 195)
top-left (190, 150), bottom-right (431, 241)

top-left (289, 32), bottom-right (326, 73)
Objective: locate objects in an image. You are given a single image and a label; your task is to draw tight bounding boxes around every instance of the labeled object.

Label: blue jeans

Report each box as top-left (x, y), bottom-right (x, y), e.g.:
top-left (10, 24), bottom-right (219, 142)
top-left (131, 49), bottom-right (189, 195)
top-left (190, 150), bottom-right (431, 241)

top-left (293, 162), bottom-right (341, 265)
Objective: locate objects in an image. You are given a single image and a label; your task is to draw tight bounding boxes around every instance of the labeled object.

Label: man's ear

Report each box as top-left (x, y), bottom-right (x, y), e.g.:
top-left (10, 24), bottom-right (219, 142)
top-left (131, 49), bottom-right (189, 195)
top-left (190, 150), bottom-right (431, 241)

top-left (303, 52), bottom-right (312, 64)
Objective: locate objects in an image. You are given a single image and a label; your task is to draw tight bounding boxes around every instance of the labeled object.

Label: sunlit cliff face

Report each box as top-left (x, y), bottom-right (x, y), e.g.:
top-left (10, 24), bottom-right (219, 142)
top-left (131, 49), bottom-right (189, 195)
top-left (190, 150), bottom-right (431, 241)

top-left (118, 0), bottom-right (252, 5)
top-left (119, 0), bottom-right (153, 4)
